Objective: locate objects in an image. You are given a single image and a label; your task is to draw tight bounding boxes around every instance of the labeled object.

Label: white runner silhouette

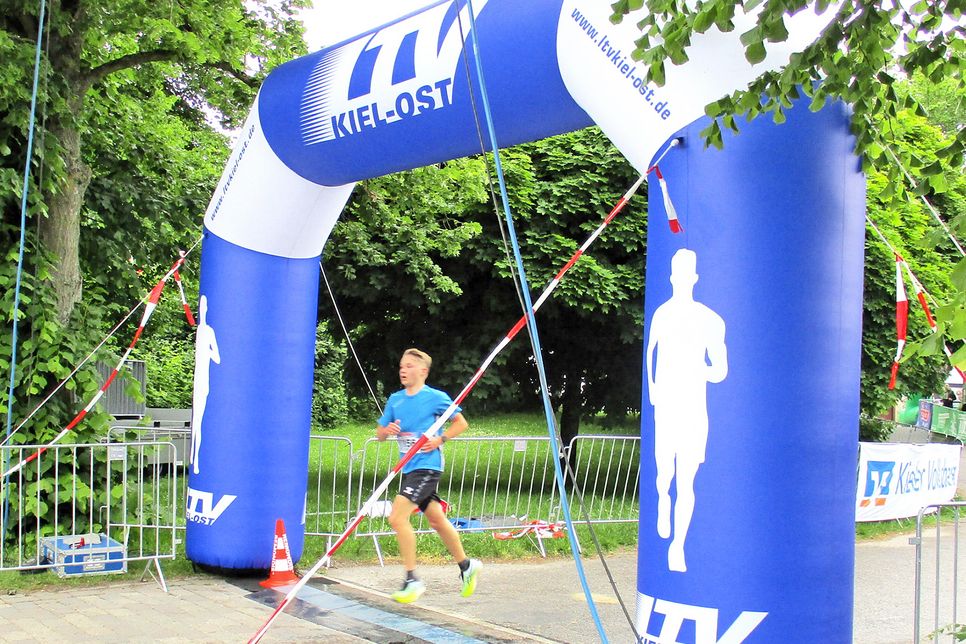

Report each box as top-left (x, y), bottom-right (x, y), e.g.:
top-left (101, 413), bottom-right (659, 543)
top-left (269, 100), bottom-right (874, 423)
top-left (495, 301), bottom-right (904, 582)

top-left (646, 249), bottom-right (728, 572)
top-left (190, 294), bottom-right (220, 475)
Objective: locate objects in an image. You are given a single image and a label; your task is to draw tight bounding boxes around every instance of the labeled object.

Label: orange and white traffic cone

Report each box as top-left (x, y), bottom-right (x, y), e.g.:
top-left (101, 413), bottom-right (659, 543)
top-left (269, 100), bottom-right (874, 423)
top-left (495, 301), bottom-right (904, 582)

top-left (259, 519), bottom-right (300, 588)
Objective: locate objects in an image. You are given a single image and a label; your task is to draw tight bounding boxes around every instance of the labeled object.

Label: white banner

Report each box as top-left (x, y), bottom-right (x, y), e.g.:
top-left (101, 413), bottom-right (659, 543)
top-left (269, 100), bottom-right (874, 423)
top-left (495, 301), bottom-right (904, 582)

top-left (203, 98), bottom-right (355, 259)
top-left (557, 1), bottom-right (840, 172)
top-left (856, 442), bottom-right (962, 522)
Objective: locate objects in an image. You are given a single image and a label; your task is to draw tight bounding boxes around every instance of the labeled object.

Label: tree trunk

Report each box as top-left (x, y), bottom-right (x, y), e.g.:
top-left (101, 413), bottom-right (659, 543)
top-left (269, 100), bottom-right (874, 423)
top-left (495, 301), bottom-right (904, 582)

top-left (559, 368), bottom-right (583, 492)
top-left (39, 13), bottom-right (90, 325)
top-left (39, 115), bottom-right (89, 324)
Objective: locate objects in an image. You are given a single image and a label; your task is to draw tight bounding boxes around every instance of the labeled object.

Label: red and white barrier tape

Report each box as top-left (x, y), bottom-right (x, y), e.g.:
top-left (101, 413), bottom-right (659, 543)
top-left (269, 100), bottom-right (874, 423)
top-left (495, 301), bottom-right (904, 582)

top-left (173, 269), bottom-right (196, 327)
top-left (494, 520), bottom-right (566, 541)
top-left (897, 256), bottom-right (966, 383)
top-left (649, 165), bottom-right (681, 234)
top-left (900, 259), bottom-right (935, 329)
top-left (889, 254), bottom-right (909, 389)
top-left (1, 257), bottom-right (185, 479)
top-left (867, 217), bottom-right (964, 386)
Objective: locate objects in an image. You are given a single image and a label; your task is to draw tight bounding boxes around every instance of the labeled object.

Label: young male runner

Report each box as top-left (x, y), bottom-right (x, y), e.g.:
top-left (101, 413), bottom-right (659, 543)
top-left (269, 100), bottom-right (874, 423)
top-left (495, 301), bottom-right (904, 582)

top-left (375, 348), bottom-right (482, 603)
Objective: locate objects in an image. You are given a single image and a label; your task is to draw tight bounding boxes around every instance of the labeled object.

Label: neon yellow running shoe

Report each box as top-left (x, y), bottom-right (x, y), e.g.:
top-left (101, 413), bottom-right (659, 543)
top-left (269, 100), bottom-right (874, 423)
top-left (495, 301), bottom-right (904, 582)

top-left (460, 559), bottom-right (482, 597)
top-left (391, 579), bottom-right (425, 604)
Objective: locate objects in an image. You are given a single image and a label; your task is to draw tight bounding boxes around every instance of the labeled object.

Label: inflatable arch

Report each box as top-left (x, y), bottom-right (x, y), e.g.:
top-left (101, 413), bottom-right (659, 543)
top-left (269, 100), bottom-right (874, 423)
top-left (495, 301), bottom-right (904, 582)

top-left (188, 1), bottom-right (863, 640)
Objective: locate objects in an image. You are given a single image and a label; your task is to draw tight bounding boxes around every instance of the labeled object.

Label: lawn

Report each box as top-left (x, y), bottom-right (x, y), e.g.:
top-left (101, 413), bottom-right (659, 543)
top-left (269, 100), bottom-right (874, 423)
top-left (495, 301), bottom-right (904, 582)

top-left (1, 412), bottom-right (960, 592)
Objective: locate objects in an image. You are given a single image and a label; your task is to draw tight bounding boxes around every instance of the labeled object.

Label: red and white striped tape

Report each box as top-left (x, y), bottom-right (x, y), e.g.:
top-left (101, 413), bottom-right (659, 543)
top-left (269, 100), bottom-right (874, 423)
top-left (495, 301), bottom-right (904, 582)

top-left (905, 259), bottom-right (966, 383)
top-left (1, 256), bottom-right (185, 479)
top-left (649, 165), bottom-right (681, 234)
top-left (891, 255), bottom-right (966, 385)
top-left (900, 259), bottom-right (935, 329)
top-left (173, 269), bottom-right (196, 327)
top-left (889, 255), bottom-right (908, 389)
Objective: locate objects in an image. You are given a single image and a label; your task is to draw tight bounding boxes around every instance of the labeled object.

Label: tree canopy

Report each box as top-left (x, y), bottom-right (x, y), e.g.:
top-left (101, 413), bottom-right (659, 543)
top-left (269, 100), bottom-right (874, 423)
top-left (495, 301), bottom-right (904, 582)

top-left (320, 127), bottom-right (647, 434)
top-left (0, 0), bottom-right (308, 444)
top-left (1, 0), bottom-right (309, 321)
top-left (610, 0), bottom-right (963, 167)
top-left (1, 1), bottom-right (963, 449)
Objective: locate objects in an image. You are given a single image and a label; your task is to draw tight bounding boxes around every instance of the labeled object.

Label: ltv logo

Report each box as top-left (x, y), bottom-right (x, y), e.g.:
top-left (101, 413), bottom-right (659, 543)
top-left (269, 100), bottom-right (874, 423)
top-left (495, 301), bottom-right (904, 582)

top-left (301, 0), bottom-right (488, 144)
top-left (186, 487), bottom-right (237, 525)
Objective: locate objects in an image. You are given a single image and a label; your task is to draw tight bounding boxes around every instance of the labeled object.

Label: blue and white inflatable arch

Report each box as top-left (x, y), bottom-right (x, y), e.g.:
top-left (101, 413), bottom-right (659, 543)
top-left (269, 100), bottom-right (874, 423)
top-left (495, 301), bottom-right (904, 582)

top-left (188, 1), bottom-right (863, 640)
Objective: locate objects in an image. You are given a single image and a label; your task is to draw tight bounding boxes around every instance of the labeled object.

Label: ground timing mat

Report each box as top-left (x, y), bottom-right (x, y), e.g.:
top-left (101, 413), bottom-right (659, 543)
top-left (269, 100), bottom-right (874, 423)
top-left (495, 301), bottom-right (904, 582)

top-left (236, 576), bottom-right (553, 643)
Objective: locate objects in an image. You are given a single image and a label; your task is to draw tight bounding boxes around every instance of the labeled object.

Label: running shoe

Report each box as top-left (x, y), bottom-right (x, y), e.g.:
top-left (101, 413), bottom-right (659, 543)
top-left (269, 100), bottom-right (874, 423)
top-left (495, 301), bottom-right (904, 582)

top-left (391, 579), bottom-right (425, 604)
top-left (460, 559), bottom-right (483, 597)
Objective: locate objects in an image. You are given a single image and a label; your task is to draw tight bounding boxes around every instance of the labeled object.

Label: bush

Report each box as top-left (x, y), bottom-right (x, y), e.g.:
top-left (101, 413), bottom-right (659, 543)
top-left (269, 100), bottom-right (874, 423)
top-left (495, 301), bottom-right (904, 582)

top-left (859, 415), bottom-right (895, 442)
top-left (0, 242), bottom-right (135, 551)
top-left (347, 393), bottom-right (382, 423)
top-left (312, 322), bottom-right (350, 430)
top-left (136, 336), bottom-right (194, 408)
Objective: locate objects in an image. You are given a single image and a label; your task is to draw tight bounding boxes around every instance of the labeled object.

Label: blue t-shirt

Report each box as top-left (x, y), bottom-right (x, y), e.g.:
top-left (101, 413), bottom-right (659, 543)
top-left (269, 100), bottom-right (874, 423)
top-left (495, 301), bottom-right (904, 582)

top-left (378, 385), bottom-right (461, 474)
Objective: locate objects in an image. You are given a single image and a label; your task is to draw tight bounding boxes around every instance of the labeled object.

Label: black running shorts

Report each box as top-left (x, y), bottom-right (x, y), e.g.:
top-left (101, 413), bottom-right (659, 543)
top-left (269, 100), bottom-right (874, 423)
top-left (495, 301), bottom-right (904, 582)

top-left (398, 469), bottom-right (443, 511)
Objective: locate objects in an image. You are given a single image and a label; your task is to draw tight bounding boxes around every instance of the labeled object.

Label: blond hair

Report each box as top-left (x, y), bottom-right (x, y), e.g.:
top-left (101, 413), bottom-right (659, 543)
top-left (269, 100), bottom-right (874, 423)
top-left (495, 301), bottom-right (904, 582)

top-left (403, 348), bottom-right (432, 371)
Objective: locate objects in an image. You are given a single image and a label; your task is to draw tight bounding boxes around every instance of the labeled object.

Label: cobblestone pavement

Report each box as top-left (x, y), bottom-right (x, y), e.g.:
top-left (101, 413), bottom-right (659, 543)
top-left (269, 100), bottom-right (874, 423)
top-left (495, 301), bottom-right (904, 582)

top-left (1, 530), bottom-right (963, 643)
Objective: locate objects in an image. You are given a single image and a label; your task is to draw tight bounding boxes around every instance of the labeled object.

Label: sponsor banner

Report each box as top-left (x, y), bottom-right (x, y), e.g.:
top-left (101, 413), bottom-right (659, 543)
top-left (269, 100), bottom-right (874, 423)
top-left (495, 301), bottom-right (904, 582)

top-left (930, 405), bottom-right (966, 442)
top-left (917, 399), bottom-right (933, 429)
top-left (856, 442), bottom-right (961, 522)
top-left (638, 102), bottom-right (865, 642)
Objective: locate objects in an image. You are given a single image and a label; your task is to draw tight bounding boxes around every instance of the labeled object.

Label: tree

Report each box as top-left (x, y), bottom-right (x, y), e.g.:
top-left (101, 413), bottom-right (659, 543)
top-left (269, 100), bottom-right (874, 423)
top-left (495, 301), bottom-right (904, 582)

top-left (0, 2), bottom-right (316, 467)
top-left (492, 129), bottom-right (647, 444)
top-left (905, 73), bottom-right (966, 136)
top-left (1, 0), bottom-right (309, 323)
top-left (321, 128), bottom-right (648, 447)
top-left (860, 106), bottom-right (961, 421)
top-left (1, 0), bottom-right (311, 546)
top-left (319, 157), bottom-right (489, 404)
top-left (610, 0), bottom-right (964, 174)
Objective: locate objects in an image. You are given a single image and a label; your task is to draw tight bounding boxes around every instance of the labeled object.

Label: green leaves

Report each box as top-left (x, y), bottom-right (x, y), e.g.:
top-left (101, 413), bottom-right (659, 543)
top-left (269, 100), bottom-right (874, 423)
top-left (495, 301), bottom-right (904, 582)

top-left (319, 127), bottom-right (645, 421)
top-left (745, 41), bottom-right (767, 64)
top-left (693, 7), bottom-right (718, 33)
top-left (951, 257), bottom-right (966, 292)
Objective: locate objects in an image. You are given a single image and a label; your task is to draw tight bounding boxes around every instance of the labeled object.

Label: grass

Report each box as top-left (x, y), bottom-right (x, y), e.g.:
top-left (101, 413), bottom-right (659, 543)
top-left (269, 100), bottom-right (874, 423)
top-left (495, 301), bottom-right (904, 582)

top-left (855, 504), bottom-right (964, 541)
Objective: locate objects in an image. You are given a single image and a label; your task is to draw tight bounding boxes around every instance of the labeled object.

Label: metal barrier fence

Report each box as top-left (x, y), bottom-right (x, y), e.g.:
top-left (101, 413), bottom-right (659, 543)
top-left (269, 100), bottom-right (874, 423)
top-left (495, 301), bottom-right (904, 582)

top-left (0, 441), bottom-right (179, 587)
top-left (913, 502), bottom-right (965, 643)
top-left (108, 424), bottom-right (191, 472)
top-left (567, 435), bottom-right (641, 525)
top-left (305, 435), bottom-right (355, 543)
top-left (2, 433), bottom-right (639, 577)
top-left (342, 435), bottom-right (640, 562)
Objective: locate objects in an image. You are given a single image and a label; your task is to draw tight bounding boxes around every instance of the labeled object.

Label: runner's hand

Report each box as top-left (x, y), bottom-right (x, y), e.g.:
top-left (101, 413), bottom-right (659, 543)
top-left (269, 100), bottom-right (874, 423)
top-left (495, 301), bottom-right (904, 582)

top-left (377, 420), bottom-right (402, 440)
top-left (420, 435), bottom-right (443, 452)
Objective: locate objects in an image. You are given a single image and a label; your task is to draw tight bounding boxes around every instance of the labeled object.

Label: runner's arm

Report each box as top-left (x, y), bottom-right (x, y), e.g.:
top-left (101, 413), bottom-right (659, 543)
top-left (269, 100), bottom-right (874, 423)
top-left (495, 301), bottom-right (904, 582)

top-left (421, 413), bottom-right (467, 451)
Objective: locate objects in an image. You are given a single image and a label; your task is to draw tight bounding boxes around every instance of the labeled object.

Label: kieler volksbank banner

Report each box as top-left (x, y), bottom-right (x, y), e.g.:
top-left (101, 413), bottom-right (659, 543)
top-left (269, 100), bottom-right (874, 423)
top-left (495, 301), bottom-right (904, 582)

top-left (857, 442), bottom-right (962, 521)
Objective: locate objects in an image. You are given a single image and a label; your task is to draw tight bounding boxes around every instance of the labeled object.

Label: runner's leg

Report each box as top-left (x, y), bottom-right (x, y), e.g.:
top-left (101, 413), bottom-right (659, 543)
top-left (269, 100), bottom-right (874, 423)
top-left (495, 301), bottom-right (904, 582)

top-left (389, 495), bottom-right (419, 571)
top-left (424, 500), bottom-right (466, 561)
